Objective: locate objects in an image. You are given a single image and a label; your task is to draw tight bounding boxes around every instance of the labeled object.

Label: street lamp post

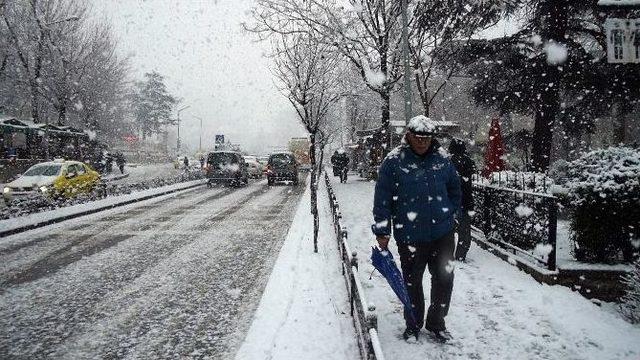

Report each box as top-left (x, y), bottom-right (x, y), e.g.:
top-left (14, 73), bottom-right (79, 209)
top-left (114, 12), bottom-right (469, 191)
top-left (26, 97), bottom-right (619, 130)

top-left (192, 115), bottom-right (203, 153)
top-left (401, 0), bottom-right (412, 126)
top-left (177, 105), bottom-right (190, 155)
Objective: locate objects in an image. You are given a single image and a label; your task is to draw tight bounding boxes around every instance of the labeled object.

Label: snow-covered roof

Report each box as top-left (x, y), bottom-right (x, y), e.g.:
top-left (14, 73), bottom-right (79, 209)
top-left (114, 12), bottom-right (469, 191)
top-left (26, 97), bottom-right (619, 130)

top-left (598, 0), bottom-right (640, 6)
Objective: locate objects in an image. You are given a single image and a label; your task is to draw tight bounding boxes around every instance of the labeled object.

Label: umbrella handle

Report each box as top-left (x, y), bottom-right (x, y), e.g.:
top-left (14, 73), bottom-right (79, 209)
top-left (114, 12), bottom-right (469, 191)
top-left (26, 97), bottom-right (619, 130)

top-left (369, 268), bottom-right (377, 280)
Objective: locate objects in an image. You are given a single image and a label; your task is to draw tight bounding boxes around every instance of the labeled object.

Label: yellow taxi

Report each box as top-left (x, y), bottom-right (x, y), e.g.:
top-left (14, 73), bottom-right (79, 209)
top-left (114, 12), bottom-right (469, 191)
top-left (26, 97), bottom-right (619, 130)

top-left (3, 159), bottom-right (102, 203)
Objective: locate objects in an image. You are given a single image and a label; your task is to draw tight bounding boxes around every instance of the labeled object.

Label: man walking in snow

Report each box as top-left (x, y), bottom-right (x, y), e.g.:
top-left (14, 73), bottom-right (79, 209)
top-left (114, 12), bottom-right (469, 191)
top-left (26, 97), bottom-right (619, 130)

top-left (331, 149), bottom-right (350, 183)
top-left (449, 138), bottom-right (476, 262)
top-left (372, 115), bottom-right (462, 342)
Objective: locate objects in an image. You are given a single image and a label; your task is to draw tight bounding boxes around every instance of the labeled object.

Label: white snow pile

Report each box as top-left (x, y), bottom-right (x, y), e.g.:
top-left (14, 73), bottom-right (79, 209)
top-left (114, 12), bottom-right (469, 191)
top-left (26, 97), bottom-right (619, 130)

top-left (565, 146), bottom-right (640, 199)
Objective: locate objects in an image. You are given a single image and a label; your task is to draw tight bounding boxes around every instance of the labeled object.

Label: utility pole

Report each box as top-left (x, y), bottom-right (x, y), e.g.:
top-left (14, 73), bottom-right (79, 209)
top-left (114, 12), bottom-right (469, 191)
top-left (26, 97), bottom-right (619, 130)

top-left (192, 115), bottom-right (203, 152)
top-left (177, 105), bottom-right (190, 155)
top-left (401, 0), bottom-right (412, 125)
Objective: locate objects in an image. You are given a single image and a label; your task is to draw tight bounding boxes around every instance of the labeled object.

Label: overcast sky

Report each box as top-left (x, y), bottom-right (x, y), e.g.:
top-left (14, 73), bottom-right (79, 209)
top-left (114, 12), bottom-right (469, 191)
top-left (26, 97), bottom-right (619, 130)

top-left (90, 0), bottom-right (306, 155)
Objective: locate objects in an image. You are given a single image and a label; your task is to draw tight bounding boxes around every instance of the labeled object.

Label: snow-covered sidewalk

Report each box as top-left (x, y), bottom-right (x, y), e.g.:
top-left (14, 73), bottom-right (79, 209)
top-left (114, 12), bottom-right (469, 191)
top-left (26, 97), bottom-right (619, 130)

top-left (236, 181), bottom-right (358, 360)
top-left (326, 173), bottom-right (640, 360)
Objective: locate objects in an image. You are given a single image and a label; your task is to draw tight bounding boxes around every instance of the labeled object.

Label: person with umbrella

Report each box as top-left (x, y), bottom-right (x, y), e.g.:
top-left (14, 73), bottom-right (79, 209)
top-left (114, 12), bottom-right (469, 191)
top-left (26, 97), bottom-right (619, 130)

top-left (372, 115), bottom-right (461, 342)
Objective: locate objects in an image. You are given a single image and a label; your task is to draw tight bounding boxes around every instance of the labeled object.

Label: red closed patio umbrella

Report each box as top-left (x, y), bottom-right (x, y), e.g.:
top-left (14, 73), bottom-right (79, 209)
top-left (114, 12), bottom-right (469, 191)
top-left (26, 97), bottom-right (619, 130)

top-left (481, 117), bottom-right (506, 178)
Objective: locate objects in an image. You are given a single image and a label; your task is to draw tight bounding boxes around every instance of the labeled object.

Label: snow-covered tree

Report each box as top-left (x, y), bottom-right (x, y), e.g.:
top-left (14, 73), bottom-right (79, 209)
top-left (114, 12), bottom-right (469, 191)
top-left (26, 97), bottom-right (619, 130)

top-left (460, 0), bottom-right (640, 171)
top-left (271, 32), bottom-right (343, 253)
top-left (249, 0), bottom-right (408, 151)
top-left (131, 71), bottom-right (177, 140)
top-left (0, 0), bottom-right (131, 138)
top-left (409, 0), bottom-right (510, 117)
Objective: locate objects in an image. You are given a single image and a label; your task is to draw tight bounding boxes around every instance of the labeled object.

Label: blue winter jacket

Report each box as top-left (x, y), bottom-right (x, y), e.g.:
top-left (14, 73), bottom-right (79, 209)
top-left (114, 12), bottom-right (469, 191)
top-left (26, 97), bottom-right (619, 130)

top-left (372, 144), bottom-right (462, 244)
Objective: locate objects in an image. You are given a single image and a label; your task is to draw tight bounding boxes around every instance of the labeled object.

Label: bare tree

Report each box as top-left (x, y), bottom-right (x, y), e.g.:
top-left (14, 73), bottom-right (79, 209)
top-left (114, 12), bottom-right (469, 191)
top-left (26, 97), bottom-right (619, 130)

top-left (1, 0), bottom-right (48, 122)
top-left (271, 33), bottom-right (343, 252)
top-left (1, 0), bottom-right (131, 142)
top-left (249, 0), bottom-right (407, 152)
top-left (409, 1), bottom-right (507, 117)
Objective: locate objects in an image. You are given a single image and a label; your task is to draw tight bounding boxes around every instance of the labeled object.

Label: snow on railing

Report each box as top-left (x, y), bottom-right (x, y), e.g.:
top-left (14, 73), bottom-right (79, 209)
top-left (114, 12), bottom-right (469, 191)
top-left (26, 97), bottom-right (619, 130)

top-left (471, 179), bottom-right (558, 270)
top-left (324, 172), bottom-right (384, 360)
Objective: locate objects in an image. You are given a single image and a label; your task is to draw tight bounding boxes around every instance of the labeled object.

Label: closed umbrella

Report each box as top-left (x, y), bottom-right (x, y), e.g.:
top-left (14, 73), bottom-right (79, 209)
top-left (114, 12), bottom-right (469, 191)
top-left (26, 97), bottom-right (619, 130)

top-left (370, 246), bottom-right (418, 329)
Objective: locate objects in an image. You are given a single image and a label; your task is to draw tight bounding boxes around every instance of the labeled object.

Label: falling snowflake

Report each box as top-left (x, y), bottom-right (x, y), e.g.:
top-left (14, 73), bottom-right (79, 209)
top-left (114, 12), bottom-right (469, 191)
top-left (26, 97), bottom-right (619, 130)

top-left (515, 204), bottom-right (534, 217)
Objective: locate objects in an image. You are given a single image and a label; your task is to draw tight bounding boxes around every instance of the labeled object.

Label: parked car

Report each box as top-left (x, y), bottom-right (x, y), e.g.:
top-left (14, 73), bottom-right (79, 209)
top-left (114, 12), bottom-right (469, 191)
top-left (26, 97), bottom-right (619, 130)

top-left (266, 152), bottom-right (299, 186)
top-left (243, 156), bottom-right (263, 178)
top-left (205, 151), bottom-right (249, 187)
top-left (3, 159), bottom-right (102, 203)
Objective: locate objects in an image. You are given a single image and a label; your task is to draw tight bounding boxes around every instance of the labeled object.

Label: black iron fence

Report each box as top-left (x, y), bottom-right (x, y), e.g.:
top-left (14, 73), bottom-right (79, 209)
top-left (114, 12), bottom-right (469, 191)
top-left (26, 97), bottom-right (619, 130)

top-left (472, 183), bottom-right (558, 270)
top-left (324, 172), bottom-right (385, 360)
top-left (472, 172), bottom-right (552, 193)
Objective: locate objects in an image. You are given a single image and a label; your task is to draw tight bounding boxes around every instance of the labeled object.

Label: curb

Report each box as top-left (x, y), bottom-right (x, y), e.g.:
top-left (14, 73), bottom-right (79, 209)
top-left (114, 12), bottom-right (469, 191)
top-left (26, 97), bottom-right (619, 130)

top-left (0, 180), bottom-right (205, 238)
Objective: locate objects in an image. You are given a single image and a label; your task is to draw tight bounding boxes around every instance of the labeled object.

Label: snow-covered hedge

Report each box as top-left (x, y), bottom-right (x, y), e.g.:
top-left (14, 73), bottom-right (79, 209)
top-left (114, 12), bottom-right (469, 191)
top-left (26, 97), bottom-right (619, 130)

top-left (565, 147), bottom-right (640, 263)
top-left (620, 259), bottom-right (640, 324)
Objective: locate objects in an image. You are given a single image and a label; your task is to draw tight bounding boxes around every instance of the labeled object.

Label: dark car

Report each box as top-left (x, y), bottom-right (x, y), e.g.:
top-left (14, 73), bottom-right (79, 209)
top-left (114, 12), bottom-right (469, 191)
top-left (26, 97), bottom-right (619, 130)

top-left (205, 151), bottom-right (249, 187)
top-left (266, 152), bottom-right (299, 186)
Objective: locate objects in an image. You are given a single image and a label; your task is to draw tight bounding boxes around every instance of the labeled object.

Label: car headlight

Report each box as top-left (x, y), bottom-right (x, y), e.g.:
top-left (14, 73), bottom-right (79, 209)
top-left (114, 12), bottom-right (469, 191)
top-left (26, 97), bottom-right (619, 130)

top-left (3, 187), bottom-right (11, 194)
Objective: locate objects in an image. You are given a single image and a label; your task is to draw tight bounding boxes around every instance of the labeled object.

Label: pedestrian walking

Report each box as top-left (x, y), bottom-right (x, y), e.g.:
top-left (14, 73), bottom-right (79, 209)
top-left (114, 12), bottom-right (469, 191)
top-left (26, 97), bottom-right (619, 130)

top-left (183, 156), bottom-right (189, 169)
top-left (449, 138), bottom-right (476, 262)
top-left (331, 149), bottom-right (350, 183)
top-left (199, 155), bottom-right (205, 169)
top-left (105, 152), bottom-right (113, 174)
top-left (115, 152), bottom-right (126, 175)
top-left (372, 115), bottom-right (461, 342)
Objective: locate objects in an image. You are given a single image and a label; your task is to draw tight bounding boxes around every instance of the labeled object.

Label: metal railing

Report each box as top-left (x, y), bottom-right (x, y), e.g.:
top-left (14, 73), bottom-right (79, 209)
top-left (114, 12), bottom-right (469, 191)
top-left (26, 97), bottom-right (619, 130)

top-left (472, 172), bottom-right (551, 193)
top-left (472, 182), bottom-right (558, 270)
top-left (324, 172), bottom-right (385, 360)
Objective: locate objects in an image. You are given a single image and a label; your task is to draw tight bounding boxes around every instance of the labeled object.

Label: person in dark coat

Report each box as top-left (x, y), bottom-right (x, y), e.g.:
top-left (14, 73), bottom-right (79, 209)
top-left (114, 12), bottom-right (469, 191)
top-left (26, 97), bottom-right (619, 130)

top-left (449, 138), bottom-right (476, 262)
top-left (331, 149), bottom-right (350, 182)
top-left (105, 152), bottom-right (113, 174)
top-left (115, 152), bottom-right (126, 174)
top-left (183, 156), bottom-right (189, 169)
top-left (372, 115), bottom-right (462, 342)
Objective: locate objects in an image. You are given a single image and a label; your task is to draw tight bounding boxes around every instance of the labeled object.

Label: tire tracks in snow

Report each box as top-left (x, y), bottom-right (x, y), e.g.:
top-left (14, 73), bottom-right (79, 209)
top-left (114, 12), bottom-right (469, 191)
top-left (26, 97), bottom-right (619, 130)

top-left (0, 182), bottom-right (280, 358)
top-left (52, 183), bottom-right (304, 359)
top-left (0, 187), bottom-right (234, 289)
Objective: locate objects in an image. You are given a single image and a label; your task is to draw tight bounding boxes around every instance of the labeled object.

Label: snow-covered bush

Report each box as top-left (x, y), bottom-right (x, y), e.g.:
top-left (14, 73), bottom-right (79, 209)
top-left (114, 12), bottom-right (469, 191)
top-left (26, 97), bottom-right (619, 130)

top-left (565, 147), bottom-right (640, 263)
top-left (548, 159), bottom-right (570, 185)
top-left (620, 259), bottom-right (640, 324)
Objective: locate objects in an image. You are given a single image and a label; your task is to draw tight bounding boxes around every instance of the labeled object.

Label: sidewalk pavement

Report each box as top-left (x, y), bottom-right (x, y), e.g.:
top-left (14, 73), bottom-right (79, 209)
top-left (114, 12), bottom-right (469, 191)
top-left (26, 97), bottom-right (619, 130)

top-left (236, 181), bottom-right (358, 360)
top-left (326, 172), bottom-right (640, 360)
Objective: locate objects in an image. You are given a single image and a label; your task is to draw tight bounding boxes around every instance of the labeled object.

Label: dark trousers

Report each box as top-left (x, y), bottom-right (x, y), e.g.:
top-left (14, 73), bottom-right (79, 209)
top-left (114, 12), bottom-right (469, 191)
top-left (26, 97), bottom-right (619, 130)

top-left (455, 211), bottom-right (472, 261)
top-left (397, 230), bottom-right (455, 331)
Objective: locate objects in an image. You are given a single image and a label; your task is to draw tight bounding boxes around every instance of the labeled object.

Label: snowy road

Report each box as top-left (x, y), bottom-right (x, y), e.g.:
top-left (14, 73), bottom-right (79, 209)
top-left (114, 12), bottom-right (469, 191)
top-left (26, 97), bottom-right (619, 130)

top-left (0, 179), bottom-right (304, 359)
